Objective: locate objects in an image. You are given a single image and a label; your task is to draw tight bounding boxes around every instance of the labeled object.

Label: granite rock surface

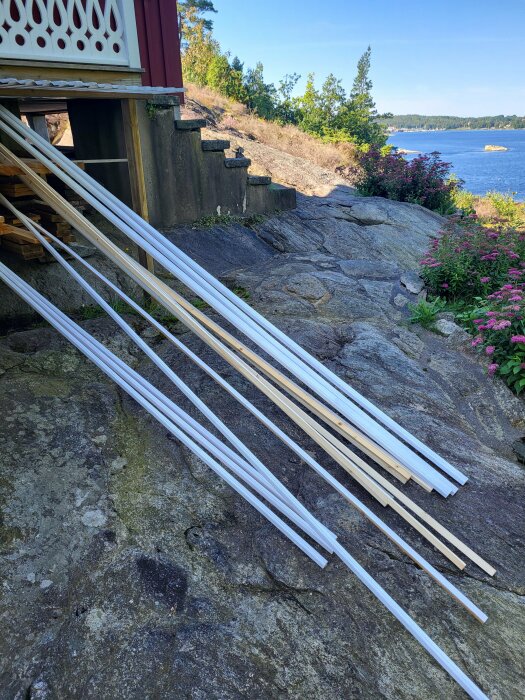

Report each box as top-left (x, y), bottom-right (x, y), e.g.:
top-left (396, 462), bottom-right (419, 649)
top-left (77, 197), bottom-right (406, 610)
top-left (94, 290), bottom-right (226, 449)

top-left (1, 188), bottom-right (524, 699)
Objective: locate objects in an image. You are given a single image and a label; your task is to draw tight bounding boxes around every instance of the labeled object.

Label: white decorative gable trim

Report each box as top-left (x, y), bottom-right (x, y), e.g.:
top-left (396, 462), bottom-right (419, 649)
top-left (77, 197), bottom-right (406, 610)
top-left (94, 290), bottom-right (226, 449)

top-left (0, 0), bottom-right (140, 68)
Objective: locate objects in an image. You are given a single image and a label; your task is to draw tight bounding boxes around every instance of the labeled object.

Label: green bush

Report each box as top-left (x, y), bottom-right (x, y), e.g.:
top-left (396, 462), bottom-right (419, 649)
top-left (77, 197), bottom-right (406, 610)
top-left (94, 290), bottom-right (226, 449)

top-left (451, 187), bottom-right (476, 215)
top-left (206, 54), bottom-right (247, 103)
top-left (485, 191), bottom-right (525, 228)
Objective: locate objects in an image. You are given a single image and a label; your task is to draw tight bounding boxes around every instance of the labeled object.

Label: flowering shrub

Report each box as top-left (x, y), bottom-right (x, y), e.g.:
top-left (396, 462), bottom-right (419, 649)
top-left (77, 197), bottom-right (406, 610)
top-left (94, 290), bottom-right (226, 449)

top-left (353, 149), bottom-right (460, 213)
top-left (468, 283), bottom-right (525, 392)
top-left (420, 215), bottom-right (525, 300)
top-left (419, 213), bottom-right (525, 393)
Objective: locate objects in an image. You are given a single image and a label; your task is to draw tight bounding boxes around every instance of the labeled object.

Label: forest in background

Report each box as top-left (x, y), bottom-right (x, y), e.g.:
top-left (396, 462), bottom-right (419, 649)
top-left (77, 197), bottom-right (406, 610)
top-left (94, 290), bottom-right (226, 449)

top-left (382, 114), bottom-right (525, 130)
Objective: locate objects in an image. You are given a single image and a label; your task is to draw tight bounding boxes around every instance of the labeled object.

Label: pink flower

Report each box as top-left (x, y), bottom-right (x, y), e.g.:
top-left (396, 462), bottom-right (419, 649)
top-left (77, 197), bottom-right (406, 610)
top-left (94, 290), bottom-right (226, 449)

top-left (441, 283), bottom-right (449, 289)
top-left (511, 335), bottom-right (525, 343)
top-left (486, 346), bottom-right (495, 355)
top-left (480, 276), bottom-right (490, 283)
top-left (493, 320), bottom-right (512, 330)
top-left (488, 363), bottom-right (499, 376)
top-left (471, 337), bottom-right (482, 347)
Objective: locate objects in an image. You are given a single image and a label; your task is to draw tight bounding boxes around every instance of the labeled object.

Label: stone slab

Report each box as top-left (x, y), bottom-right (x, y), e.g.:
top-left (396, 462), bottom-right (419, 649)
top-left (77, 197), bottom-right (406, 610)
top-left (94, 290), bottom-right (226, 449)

top-left (248, 175), bottom-right (272, 185)
top-left (174, 118), bottom-right (207, 130)
top-left (224, 157), bottom-right (251, 168)
top-left (201, 139), bottom-right (230, 152)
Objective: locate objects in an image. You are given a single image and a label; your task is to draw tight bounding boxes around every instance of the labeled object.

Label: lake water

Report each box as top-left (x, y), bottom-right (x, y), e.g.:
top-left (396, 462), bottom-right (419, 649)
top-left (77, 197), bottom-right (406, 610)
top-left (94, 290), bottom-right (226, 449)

top-left (387, 129), bottom-right (525, 200)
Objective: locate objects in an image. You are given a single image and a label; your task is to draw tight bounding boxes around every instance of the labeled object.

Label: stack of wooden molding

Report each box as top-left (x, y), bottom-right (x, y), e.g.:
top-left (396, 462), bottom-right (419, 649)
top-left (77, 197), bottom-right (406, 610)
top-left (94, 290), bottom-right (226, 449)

top-left (0, 159), bottom-right (92, 259)
top-left (0, 204), bottom-right (75, 259)
top-left (0, 106), bottom-right (495, 700)
top-left (0, 159), bottom-right (79, 259)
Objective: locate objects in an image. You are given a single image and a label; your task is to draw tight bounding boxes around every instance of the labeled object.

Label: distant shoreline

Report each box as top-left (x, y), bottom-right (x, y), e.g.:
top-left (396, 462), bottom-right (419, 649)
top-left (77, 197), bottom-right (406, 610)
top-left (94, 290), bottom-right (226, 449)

top-left (388, 127), bottom-right (525, 134)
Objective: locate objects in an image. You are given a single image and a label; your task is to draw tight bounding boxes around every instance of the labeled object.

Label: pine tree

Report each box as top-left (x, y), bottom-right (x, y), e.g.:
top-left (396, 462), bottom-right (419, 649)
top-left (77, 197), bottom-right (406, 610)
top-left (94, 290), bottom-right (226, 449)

top-left (179, 1), bottom-right (219, 85)
top-left (178, 1), bottom-right (217, 47)
top-left (206, 53), bottom-right (247, 103)
top-left (350, 46), bottom-right (374, 106)
top-left (345, 46), bottom-right (386, 146)
top-left (231, 56), bottom-right (244, 73)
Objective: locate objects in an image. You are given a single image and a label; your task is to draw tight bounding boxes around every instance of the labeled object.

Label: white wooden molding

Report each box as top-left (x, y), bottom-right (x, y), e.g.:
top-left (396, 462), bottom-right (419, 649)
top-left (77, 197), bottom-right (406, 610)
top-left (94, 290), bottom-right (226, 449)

top-left (0, 0), bottom-right (139, 67)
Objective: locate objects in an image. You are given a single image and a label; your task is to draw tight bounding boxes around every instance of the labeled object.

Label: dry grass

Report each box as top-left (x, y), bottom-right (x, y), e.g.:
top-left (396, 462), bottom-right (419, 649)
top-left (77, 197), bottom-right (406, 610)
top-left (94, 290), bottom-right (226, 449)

top-left (184, 83), bottom-right (358, 174)
top-left (227, 113), bottom-right (357, 171)
top-left (185, 83), bottom-right (247, 118)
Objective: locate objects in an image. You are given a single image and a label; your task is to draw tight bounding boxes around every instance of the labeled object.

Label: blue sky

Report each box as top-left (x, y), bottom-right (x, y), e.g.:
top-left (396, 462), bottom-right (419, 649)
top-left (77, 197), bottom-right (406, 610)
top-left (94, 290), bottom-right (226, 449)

top-left (210, 0), bottom-right (525, 117)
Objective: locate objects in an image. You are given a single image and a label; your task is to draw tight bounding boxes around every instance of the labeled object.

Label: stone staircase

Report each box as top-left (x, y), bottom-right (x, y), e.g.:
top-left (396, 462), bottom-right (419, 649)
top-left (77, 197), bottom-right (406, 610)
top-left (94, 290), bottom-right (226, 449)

top-left (142, 113), bottom-right (296, 228)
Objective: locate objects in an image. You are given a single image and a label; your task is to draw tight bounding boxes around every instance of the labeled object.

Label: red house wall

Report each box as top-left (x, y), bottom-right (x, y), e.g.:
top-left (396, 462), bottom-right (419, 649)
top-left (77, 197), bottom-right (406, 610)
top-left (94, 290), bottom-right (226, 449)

top-left (134, 0), bottom-right (184, 101)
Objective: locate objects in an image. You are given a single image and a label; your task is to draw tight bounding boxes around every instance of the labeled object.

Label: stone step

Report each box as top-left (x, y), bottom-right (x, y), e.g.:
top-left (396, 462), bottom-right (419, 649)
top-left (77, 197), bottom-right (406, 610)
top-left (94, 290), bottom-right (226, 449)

top-left (224, 157), bottom-right (251, 169)
top-left (174, 119), bottom-right (207, 131)
top-left (247, 175), bottom-right (271, 186)
top-left (246, 181), bottom-right (296, 215)
top-left (148, 95), bottom-right (180, 108)
top-left (202, 139), bottom-right (230, 152)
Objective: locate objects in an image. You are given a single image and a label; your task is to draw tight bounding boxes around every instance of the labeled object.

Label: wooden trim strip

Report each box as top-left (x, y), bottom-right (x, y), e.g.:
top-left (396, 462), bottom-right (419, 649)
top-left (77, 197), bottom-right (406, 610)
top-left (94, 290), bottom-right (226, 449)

top-left (0, 263), bottom-right (492, 697)
top-left (0, 143), bottom-right (493, 575)
top-left (24, 221), bottom-right (496, 606)
top-left (0, 108), bottom-right (461, 496)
